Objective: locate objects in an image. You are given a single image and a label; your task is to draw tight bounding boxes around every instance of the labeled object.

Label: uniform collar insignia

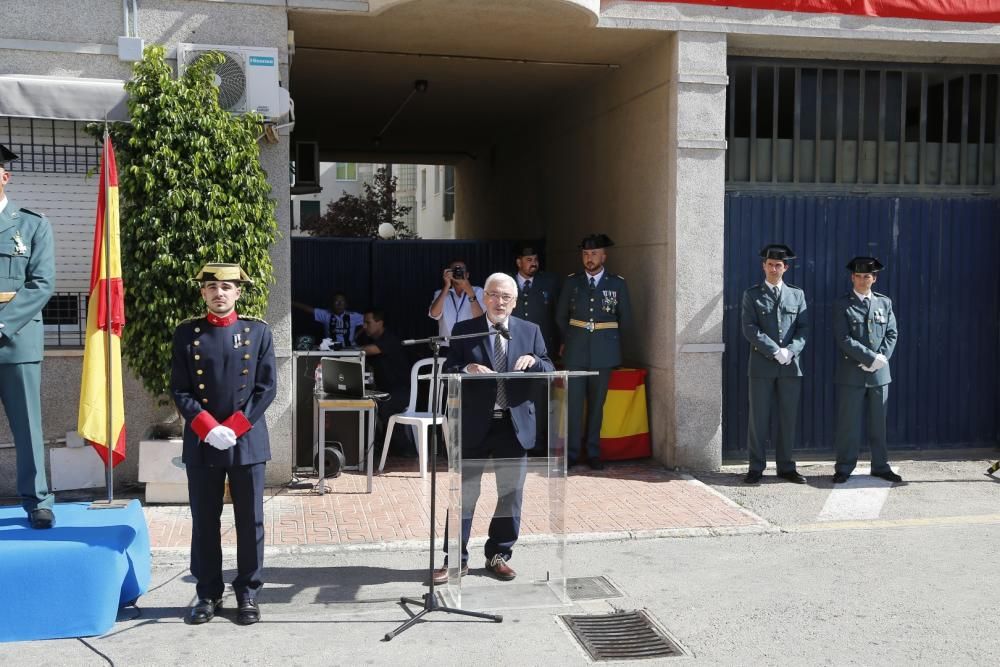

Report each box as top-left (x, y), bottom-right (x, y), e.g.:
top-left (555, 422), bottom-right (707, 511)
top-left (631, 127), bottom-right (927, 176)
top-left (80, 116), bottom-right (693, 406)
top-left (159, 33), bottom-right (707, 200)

top-left (206, 311), bottom-right (238, 327)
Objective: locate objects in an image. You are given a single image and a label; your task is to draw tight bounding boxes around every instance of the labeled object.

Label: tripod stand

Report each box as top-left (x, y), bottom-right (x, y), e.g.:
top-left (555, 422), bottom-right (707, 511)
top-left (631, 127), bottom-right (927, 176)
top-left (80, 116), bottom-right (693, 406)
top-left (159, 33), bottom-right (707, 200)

top-left (385, 332), bottom-right (502, 641)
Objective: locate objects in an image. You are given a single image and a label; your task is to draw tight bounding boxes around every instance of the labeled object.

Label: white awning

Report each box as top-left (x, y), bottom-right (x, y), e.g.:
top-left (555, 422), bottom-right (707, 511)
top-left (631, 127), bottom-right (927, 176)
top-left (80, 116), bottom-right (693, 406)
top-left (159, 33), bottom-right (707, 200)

top-left (0, 75), bottom-right (129, 122)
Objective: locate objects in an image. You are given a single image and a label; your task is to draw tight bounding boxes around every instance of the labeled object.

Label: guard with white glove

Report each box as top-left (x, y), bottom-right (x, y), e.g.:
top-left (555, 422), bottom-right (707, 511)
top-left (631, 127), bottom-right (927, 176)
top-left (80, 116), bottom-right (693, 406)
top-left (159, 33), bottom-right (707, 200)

top-left (740, 244), bottom-right (809, 485)
top-left (205, 425), bottom-right (238, 450)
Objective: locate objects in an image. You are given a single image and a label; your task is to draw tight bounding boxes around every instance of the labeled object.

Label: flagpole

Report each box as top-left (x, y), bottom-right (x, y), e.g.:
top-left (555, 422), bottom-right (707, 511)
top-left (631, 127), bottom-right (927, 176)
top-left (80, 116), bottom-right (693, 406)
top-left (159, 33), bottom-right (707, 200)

top-left (103, 123), bottom-right (114, 503)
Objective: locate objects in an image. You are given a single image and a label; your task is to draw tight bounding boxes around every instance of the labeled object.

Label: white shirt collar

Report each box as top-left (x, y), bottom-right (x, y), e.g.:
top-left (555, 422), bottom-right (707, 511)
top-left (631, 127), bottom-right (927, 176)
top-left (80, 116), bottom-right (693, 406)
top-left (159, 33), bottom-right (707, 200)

top-left (765, 279), bottom-right (785, 291)
top-left (586, 268), bottom-right (605, 284)
top-left (854, 289), bottom-right (872, 301)
top-left (0, 195), bottom-right (8, 215)
top-left (487, 314), bottom-right (509, 330)
top-left (516, 273), bottom-right (532, 289)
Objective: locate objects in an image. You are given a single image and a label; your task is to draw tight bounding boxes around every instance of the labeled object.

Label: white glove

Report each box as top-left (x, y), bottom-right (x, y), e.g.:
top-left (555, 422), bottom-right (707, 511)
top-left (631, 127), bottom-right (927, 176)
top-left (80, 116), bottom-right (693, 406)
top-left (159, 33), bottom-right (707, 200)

top-left (205, 425), bottom-right (238, 450)
top-left (870, 354), bottom-right (888, 371)
top-left (318, 337), bottom-right (334, 351)
top-left (858, 363), bottom-right (875, 372)
top-left (773, 348), bottom-right (792, 365)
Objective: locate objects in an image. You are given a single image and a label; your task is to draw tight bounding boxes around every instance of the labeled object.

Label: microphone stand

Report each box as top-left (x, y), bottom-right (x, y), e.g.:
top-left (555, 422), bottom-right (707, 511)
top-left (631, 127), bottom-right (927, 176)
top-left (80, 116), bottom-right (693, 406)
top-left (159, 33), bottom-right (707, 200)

top-left (385, 329), bottom-right (502, 640)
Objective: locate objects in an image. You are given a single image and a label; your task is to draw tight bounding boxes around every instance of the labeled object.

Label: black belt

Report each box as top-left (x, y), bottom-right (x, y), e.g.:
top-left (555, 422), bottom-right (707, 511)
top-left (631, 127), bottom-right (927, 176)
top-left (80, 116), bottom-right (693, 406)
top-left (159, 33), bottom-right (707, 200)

top-left (492, 409), bottom-right (510, 420)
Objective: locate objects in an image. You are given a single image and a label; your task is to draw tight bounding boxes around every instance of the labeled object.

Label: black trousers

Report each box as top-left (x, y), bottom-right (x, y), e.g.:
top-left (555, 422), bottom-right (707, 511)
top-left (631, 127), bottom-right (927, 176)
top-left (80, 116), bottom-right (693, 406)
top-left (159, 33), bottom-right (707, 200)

top-left (186, 462), bottom-right (266, 602)
top-left (443, 413), bottom-right (527, 564)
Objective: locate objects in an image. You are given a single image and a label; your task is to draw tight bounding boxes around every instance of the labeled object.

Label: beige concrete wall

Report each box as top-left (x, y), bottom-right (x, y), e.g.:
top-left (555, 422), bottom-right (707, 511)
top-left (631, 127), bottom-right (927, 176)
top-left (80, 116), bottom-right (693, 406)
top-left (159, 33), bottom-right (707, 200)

top-left (456, 35), bottom-right (681, 463)
top-left (0, 0), bottom-right (294, 490)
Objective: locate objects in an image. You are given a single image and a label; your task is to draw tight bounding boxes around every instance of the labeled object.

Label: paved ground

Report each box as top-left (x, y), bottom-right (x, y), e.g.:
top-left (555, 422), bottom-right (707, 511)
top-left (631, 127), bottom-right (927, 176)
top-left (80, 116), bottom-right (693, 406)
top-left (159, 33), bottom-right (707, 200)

top-left (144, 460), bottom-right (765, 551)
top-left (4, 453), bottom-right (1000, 664)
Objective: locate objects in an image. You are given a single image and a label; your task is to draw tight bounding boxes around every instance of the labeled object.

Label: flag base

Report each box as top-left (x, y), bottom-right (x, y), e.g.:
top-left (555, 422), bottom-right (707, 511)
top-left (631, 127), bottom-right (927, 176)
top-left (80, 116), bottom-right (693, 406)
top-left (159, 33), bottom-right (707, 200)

top-left (88, 499), bottom-right (131, 510)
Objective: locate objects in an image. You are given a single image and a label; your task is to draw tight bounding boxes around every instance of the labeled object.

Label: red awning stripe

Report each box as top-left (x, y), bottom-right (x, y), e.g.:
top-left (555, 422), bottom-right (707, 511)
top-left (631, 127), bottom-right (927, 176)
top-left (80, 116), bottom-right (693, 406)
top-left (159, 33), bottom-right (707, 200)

top-left (638, 0), bottom-right (1000, 23)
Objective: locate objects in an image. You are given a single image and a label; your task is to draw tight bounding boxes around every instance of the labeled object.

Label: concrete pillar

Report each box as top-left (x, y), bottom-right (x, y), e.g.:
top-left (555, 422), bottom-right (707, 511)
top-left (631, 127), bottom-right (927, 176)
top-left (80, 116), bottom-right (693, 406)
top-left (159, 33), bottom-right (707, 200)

top-left (662, 31), bottom-right (728, 470)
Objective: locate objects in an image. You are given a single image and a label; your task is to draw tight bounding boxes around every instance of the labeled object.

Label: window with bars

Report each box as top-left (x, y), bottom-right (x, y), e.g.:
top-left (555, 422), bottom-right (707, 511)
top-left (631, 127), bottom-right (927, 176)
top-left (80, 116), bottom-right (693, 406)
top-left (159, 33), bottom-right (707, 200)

top-left (726, 59), bottom-right (1000, 190)
top-left (2, 118), bottom-right (101, 174)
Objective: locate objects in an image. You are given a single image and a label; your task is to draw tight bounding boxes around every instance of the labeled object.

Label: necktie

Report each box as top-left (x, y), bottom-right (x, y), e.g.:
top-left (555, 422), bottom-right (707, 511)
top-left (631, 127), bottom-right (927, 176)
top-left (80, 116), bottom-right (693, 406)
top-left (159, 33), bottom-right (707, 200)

top-left (523, 279), bottom-right (531, 291)
top-left (589, 276), bottom-right (596, 289)
top-left (863, 296), bottom-right (870, 312)
top-left (493, 328), bottom-right (508, 409)
top-left (772, 286), bottom-right (780, 301)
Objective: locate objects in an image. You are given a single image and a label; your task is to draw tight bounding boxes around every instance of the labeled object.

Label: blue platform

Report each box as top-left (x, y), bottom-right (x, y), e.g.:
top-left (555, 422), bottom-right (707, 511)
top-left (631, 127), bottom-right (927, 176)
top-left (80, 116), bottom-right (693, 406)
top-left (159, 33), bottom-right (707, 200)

top-left (0, 500), bottom-right (151, 642)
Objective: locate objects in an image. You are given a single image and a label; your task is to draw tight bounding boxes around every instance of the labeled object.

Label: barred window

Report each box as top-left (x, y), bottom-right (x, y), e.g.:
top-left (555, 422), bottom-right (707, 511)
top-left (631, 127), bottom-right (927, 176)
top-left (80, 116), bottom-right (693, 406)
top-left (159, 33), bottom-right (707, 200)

top-left (727, 59), bottom-right (1000, 190)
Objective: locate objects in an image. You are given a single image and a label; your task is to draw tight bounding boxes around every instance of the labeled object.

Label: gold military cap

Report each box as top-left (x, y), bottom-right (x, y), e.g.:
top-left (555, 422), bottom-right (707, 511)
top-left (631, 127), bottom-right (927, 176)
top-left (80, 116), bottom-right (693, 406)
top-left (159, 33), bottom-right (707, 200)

top-left (193, 262), bottom-right (254, 284)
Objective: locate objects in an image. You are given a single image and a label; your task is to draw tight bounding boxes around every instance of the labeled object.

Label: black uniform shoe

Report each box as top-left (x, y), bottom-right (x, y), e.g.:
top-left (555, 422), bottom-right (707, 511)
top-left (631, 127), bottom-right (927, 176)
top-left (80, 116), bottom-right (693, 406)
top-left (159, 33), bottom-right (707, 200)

top-left (777, 471), bottom-right (807, 484)
top-left (832, 473), bottom-right (850, 484)
top-left (187, 598), bottom-right (221, 624)
top-left (588, 460), bottom-right (605, 471)
top-left (29, 508), bottom-right (55, 529)
top-left (743, 471), bottom-right (763, 484)
top-left (871, 470), bottom-right (903, 483)
top-left (236, 599), bottom-right (260, 625)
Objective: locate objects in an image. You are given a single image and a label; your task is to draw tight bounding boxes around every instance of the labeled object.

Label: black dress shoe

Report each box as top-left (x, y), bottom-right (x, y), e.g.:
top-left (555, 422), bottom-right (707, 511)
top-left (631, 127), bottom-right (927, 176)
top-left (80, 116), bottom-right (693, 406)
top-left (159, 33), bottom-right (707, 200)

top-left (29, 508), bottom-right (55, 529)
top-left (778, 471), bottom-right (807, 484)
top-left (871, 470), bottom-right (903, 483)
top-left (236, 599), bottom-right (260, 625)
top-left (187, 598), bottom-right (221, 625)
top-left (832, 473), bottom-right (850, 484)
top-left (743, 471), bottom-right (763, 484)
top-left (588, 460), bottom-right (605, 471)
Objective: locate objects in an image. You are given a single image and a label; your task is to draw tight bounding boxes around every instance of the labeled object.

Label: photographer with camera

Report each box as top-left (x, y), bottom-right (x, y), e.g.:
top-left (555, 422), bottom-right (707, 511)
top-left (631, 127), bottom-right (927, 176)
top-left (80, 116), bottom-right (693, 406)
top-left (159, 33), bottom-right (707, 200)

top-left (428, 259), bottom-right (484, 348)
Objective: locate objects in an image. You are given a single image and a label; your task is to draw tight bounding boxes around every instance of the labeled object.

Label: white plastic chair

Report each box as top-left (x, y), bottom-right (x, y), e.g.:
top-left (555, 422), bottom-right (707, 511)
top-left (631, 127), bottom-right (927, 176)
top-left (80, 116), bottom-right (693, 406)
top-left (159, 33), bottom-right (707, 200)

top-left (377, 356), bottom-right (448, 478)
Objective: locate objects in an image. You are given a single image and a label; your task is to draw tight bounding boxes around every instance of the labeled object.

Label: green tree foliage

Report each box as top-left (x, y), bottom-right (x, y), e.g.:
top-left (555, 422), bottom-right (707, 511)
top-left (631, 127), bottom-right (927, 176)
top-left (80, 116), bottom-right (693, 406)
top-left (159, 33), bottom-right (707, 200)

top-left (95, 44), bottom-right (278, 400)
top-left (302, 167), bottom-right (416, 238)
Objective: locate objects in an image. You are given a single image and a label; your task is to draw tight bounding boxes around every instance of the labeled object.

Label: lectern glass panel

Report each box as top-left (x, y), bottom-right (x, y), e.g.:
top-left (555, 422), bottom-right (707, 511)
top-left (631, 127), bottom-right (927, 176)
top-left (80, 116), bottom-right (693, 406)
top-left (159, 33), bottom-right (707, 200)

top-left (438, 370), bottom-right (588, 610)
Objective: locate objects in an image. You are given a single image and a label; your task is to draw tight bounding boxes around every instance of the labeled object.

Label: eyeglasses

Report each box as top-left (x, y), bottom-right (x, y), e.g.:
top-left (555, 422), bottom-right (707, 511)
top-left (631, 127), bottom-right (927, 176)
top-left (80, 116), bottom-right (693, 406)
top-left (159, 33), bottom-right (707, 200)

top-left (485, 291), bottom-right (516, 304)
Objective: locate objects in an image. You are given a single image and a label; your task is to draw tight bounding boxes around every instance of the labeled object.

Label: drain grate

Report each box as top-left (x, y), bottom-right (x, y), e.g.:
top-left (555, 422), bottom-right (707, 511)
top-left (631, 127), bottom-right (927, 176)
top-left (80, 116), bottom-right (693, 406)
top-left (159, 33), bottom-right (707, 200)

top-left (565, 576), bottom-right (625, 602)
top-left (562, 609), bottom-right (684, 661)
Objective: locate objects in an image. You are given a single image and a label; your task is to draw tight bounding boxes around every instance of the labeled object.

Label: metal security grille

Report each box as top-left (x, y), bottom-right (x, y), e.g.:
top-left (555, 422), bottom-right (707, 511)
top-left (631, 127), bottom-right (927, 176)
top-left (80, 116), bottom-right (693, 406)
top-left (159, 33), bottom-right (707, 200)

top-left (561, 610), bottom-right (684, 661)
top-left (727, 59), bottom-right (1000, 191)
top-left (2, 117), bottom-right (101, 175)
top-left (565, 576), bottom-right (625, 602)
top-left (41, 291), bottom-right (88, 348)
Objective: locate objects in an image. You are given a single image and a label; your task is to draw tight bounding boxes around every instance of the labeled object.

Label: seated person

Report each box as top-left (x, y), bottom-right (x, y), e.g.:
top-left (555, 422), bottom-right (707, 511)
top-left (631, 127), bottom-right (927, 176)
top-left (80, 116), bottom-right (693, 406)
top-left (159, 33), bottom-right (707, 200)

top-left (356, 309), bottom-right (413, 456)
top-left (293, 291), bottom-right (363, 348)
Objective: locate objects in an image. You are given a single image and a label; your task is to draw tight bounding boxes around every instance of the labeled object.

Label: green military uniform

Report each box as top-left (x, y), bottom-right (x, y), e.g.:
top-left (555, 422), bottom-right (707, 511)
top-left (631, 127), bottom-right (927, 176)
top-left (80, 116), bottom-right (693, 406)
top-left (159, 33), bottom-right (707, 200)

top-left (740, 245), bottom-right (809, 478)
top-left (833, 257), bottom-right (898, 479)
top-left (511, 270), bottom-right (560, 358)
top-left (556, 234), bottom-right (632, 466)
top-left (0, 188), bottom-right (56, 516)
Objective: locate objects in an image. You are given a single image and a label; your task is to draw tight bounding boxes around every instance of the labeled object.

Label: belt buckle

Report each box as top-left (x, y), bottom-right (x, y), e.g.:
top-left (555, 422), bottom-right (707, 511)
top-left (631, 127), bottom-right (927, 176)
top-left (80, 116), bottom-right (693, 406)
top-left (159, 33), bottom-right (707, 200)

top-left (585, 321), bottom-right (595, 332)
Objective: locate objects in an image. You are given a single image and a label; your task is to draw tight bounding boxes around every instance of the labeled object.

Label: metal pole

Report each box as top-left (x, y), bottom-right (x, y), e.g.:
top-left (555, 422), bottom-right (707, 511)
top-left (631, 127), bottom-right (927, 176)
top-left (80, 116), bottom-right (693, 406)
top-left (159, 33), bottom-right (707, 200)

top-left (103, 125), bottom-right (114, 502)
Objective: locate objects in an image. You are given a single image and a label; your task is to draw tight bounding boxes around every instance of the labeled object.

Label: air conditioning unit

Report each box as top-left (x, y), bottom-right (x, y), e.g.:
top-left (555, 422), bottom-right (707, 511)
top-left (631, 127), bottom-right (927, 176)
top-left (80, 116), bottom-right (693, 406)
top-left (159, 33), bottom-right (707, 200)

top-left (176, 43), bottom-right (282, 118)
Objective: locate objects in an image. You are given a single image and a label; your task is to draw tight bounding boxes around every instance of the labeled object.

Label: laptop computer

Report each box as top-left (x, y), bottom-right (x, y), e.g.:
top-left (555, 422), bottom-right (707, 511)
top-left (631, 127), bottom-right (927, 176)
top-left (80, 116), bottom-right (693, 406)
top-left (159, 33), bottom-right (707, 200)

top-left (321, 356), bottom-right (384, 399)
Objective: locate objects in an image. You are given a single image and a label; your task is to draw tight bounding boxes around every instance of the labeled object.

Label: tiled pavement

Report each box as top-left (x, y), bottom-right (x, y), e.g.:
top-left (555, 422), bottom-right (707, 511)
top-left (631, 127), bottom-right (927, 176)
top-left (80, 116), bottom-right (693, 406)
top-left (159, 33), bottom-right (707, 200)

top-left (143, 459), bottom-right (768, 550)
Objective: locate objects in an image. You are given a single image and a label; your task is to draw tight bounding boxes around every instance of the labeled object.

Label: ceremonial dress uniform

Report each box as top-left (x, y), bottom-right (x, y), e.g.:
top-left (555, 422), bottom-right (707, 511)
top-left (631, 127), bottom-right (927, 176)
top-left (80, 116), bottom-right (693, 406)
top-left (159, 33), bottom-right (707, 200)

top-left (0, 143), bottom-right (56, 527)
top-left (556, 235), bottom-right (632, 467)
top-left (740, 244), bottom-right (809, 483)
top-left (832, 257), bottom-right (899, 482)
top-left (170, 263), bottom-right (276, 623)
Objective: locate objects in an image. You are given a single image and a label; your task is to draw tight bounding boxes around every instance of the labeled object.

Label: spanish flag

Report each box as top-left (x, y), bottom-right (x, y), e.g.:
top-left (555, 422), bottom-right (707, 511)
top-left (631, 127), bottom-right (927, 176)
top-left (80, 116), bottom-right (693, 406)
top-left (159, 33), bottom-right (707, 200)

top-left (78, 137), bottom-right (126, 467)
top-left (600, 368), bottom-right (651, 460)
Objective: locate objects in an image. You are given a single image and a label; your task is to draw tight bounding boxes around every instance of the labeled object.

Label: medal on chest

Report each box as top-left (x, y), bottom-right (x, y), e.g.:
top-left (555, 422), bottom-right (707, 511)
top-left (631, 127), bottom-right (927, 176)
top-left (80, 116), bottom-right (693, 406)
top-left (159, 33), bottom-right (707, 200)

top-left (12, 230), bottom-right (27, 256)
top-left (601, 290), bottom-right (618, 313)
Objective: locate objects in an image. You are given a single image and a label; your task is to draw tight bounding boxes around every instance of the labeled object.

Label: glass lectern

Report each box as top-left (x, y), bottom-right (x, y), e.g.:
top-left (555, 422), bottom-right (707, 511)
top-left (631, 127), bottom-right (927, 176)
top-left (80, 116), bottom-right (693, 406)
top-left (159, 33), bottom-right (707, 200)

top-left (435, 370), bottom-right (593, 610)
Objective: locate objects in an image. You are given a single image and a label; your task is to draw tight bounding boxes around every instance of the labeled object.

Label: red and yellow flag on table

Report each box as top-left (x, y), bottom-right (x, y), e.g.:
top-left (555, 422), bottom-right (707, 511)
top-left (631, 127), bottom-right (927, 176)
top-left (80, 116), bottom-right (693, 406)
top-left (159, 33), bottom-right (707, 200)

top-left (78, 137), bottom-right (127, 467)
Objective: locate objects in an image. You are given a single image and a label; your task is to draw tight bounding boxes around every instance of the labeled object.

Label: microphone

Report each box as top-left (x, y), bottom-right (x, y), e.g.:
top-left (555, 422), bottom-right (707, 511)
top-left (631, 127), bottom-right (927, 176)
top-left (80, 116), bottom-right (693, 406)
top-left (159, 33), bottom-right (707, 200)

top-left (493, 322), bottom-right (511, 340)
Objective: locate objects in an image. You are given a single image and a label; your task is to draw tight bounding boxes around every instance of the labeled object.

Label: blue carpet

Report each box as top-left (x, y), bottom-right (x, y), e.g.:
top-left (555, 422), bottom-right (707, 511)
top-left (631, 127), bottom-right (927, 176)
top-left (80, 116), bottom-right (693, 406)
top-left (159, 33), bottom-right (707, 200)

top-left (0, 500), bottom-right (151, 642)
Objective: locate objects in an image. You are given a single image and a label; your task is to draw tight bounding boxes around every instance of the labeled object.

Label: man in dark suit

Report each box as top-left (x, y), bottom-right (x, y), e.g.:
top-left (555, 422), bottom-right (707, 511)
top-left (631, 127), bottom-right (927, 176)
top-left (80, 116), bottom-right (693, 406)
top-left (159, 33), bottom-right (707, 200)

top-left (740, 244), bottom-right (809, 485)
top-left (432, 272), bottom-right (554, 584)
top-left (171, 263), bottom-right (277, 626)
top-left (832, 256), bottom-right (901, 484)
top-left (0, 144), bottom-right (56, 529)
top-left (556, 233), bottom-right (632, 470)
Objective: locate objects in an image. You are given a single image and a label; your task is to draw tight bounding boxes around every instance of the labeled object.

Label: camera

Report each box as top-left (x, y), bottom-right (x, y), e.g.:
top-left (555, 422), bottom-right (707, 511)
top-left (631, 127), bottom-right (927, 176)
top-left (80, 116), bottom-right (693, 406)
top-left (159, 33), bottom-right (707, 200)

top-left (450, 266), bottom-right (465, 280)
